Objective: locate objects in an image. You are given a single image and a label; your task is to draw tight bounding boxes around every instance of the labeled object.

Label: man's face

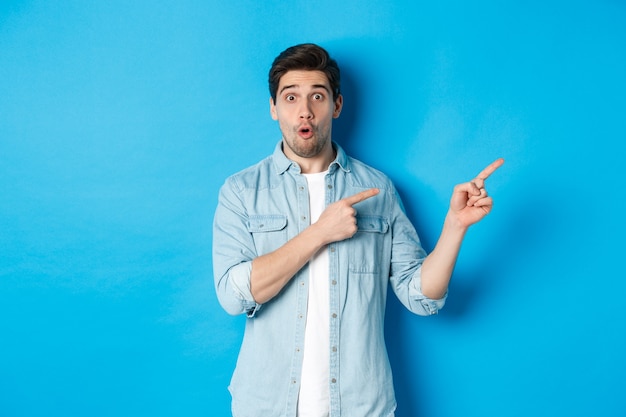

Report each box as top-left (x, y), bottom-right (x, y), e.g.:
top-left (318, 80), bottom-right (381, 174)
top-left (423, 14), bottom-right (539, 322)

top-left (270, 70), bottom-right (343, 163)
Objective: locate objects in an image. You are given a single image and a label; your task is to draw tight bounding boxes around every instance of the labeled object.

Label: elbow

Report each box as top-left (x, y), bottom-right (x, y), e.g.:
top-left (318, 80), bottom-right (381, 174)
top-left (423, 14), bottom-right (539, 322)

top-left (217, 295), bottom-right (246, 316)
top-left (215, 278), bottom-right (261, 317)
top-left (214, 261), bottom-right (257, 316)
top-left (421, 286), bottom-right (448, 301)
top-left (215, 281), bottom-right (253, 316)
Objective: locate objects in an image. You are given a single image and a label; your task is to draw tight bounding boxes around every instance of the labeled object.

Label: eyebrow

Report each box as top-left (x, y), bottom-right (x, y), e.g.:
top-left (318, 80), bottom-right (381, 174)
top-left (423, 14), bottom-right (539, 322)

top-left (279, 84), bottom-right (331, 95)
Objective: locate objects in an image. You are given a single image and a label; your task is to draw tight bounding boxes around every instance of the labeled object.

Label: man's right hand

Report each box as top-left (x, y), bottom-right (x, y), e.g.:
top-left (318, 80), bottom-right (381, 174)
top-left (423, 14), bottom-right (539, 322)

top-left (313, 188), bottom-right (380, 244)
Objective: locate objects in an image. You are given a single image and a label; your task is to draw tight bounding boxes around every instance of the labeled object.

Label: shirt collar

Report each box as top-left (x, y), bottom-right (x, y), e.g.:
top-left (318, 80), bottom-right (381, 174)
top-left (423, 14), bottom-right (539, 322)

top-left (272, 140), bottom-right (351, 175)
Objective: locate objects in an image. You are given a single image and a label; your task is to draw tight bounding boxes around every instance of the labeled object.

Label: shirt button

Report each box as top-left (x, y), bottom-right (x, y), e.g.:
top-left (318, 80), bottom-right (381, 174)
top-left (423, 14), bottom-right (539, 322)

top-left (327, 184), bottom-right (333, 189)
top-left (299, 186), bottom-right (304, 191)
top-left (331, 378), bottom-right (337, 383)
top-left (331, 280), bottom-right (337, 285)
top-left (292, 379), bottom-right (297, 384)
top-left (301, 216), bottom-right (307, 221)
top-left (330, 246), bottom-right (336, 253)
top-left (332, 313), bottom-right (337, 318)
top-left (332, 346), bottom-right (337, 352)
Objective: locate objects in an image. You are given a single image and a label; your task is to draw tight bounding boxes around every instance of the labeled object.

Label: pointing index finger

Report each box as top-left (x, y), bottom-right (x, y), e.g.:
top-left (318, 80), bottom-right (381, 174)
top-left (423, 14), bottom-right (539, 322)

top-left (342, 188), bottom-right (380, 206)
top-left (476, 158), bottom-right (505, 181)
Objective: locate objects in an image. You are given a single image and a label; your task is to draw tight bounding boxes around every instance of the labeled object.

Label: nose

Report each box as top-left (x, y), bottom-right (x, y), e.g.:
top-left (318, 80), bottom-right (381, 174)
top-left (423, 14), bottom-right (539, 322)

top-left (299, 102), bottom-right (313, 120)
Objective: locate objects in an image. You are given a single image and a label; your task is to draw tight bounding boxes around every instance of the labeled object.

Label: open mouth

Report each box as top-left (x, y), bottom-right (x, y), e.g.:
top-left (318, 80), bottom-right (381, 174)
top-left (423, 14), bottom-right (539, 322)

top-left (298, 126), bottom-right (314, 138)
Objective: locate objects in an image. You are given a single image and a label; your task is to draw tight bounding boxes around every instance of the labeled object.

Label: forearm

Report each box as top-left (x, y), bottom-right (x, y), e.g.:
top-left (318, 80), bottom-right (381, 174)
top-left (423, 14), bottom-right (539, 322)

top-left (251, 224), bottom-right (327, 304)
top-left (420, 211), bottom-right (468, 299)
top-left (420, 157), bottom-right (503, 299)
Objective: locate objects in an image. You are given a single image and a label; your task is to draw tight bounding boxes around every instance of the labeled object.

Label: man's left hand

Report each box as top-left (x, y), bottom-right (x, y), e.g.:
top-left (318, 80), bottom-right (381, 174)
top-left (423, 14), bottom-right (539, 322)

top-left (449, 158), bottom-right (505, 228)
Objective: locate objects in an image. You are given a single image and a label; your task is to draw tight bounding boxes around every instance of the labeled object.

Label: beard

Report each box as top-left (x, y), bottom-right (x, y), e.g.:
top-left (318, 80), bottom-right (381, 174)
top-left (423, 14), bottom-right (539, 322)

top-left (282, 124), bottom-right (331, 159)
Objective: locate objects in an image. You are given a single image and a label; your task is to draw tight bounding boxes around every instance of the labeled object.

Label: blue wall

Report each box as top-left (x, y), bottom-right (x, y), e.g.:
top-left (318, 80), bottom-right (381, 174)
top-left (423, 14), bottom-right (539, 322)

top-left (1, 1), bottom-right (624, 416)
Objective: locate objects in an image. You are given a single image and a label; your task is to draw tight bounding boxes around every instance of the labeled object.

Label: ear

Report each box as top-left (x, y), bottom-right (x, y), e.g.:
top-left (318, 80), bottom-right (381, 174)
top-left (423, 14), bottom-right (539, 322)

top-left (333, 94), bottom-right (343, 119)
top-left (270, 97), bottom-right (278, 120)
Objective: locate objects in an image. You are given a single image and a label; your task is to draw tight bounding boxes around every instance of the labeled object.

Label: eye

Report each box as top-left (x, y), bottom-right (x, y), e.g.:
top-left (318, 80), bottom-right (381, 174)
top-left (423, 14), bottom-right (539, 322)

top-left (285, 94), bottom-right (296, 102)
top-left (313, 93), bottom-right (324, 101)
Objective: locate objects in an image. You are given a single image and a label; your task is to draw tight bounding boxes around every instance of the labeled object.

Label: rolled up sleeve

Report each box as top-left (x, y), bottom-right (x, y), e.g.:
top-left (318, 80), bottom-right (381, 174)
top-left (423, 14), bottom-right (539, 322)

top-left (407, 265), bottom-right (447, 315)
top-left (213, 178), bottom-right (262, 317)
top-left (388, 188), bottom-right (447, 316)
top-left (226, 262), bottom-right (262, 317)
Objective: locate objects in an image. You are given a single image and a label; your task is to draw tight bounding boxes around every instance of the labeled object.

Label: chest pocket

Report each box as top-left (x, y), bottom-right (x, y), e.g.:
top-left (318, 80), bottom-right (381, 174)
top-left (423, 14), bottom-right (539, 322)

top-left (355, 215), bottom-right (389, 234)
top-left (350, 215), bottom-right (390, 274)
top-left (247, 214), bottom-right (288, 255)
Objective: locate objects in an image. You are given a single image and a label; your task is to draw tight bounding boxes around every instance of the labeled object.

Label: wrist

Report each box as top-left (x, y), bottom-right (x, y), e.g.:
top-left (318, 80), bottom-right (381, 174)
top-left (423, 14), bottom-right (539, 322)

top-left (303, 222), bottom-right (329, 248)
top-left (444, 210), bottom-right (469, 236)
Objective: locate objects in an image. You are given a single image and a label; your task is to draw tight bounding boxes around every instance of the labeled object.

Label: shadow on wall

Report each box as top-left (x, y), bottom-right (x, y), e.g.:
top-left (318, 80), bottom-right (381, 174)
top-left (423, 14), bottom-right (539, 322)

top-left (331, 62), bottom-right (362, 158)
top-left (440, 183), bottom-right (561, 318)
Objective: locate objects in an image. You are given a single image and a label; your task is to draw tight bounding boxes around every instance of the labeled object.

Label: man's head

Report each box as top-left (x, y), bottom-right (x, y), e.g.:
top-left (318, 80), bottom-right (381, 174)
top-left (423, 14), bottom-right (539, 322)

top-left (269, 43), bottom-right (341, 104)
top-left (268, 44), bottom-right (343, 173)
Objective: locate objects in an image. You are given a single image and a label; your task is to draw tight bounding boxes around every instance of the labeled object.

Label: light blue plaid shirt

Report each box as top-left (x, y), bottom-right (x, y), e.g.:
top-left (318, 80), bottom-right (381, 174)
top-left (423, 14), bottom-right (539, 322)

top-left (213, 141), bottom-right (446, 417)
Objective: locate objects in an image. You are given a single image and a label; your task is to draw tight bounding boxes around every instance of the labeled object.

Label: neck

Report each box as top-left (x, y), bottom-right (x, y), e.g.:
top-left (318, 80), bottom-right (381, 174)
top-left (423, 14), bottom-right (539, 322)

top-left (298, 153), bottom-right (334, 174)
top-left (283, 142), bottom-right (336, 174)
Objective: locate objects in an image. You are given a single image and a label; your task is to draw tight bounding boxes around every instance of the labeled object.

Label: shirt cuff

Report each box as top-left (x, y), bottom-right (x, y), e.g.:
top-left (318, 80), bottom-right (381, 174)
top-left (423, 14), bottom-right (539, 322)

top-left (412, 269), bottom-right (448, 315)
top-left (229, 262), bottom-right (262, 317)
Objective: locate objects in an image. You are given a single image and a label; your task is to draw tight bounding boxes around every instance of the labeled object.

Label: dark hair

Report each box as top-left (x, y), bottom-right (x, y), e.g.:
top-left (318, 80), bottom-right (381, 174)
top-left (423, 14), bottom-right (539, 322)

top-left (268, 43), bottom-right (341, 103)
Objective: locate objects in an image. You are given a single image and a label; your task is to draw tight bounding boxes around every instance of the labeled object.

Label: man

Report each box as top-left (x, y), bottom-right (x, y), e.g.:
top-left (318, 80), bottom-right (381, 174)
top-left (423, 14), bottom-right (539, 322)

top-left (213, 43), bottom-right (503, 417)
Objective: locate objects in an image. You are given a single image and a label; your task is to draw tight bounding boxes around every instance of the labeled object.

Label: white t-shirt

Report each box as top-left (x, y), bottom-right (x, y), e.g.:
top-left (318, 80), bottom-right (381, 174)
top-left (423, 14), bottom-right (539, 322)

top-left (297, 171), bottom-right (330, 417)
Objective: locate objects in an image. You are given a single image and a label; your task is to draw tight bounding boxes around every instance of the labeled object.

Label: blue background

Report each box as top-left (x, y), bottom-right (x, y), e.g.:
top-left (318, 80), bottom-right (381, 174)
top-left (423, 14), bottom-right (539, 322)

top-left (1, 1), bottom-right (625, 416)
